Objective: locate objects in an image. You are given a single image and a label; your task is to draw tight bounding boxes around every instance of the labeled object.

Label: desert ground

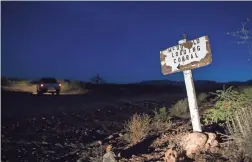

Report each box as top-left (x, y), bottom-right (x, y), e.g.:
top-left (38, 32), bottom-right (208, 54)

top-left (1, 79), bottom-right (252, 162)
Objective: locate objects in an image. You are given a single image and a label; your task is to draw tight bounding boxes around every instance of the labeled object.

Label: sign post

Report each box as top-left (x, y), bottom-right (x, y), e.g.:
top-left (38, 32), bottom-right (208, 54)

top-left (160, 34), bottom-right (212, 132)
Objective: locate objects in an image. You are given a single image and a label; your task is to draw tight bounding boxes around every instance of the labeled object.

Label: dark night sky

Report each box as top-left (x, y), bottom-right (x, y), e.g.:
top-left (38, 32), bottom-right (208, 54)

top-left (2, 1), bottom-right (252, 83)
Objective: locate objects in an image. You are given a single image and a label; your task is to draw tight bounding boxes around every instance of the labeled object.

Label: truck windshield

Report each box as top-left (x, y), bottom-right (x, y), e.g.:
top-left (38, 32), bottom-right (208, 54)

top-left (40, 78), bottom-right (58, 83)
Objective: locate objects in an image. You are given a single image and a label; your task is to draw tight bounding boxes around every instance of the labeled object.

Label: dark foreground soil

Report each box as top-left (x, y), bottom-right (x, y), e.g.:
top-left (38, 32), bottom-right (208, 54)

top-left (2, 90), bottom-right (185, 162)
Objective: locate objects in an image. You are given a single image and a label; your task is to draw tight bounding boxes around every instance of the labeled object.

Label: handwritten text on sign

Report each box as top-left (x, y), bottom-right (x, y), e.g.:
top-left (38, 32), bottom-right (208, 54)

top-left (160, 36), bottom-right (212, 75)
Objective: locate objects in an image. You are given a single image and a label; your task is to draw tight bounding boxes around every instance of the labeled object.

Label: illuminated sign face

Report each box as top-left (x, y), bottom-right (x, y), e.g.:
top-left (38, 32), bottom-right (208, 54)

top-left (160, 36), bottom-right (212, 75)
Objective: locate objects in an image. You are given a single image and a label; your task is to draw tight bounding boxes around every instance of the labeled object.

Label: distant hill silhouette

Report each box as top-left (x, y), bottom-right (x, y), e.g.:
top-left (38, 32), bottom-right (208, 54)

top-left (2, 75), bottom-right (252, 87)
top-left (137, 79), bottom-right (252, 86)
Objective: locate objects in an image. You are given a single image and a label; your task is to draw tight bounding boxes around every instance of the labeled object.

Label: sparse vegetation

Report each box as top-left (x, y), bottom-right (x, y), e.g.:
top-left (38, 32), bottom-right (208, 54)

top-left (203, 86), bottom-right (252, 160)
top-left (124, 113), bottom-right (152, 145)
top-left (203, 86), bottom-right (250, 124)
top-left (162, 92), bottom-right (207, 117)
top-left (153, 107), bottom-right (170, 122)
top-left (226, 104), bottom-right (252, 160)
top-left (2, 75), bottom-right (252, 161)
top-left (225, 87), bottom-right (252, 160)
top-left (169, 98), bottom-right (189, 117)
top-left (238, 86), bottom-right (252, 100)
top-left (152, 107), bottom-right (173, 132)
top-left (197, 92), bottom-right (209, 106)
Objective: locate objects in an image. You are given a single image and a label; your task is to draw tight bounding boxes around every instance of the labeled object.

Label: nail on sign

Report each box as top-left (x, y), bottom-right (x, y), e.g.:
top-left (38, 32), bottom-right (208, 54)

top-left (160, 36), bottom-right (212, 75)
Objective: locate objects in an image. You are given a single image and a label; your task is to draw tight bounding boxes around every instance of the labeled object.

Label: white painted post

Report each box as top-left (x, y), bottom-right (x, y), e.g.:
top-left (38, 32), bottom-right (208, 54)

top-left (178, 38), bottom-right (202, 132)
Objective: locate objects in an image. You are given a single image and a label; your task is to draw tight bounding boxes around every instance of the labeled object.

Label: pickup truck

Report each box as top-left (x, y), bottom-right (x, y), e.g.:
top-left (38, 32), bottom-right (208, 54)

top-left (37, 78), bottom-right (61, 95)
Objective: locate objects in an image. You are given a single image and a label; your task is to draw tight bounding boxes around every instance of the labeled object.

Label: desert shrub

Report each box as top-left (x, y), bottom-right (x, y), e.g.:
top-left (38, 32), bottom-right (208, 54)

top-left (151, 119), bottom-right (173, 133)
top-left (153, 107), bottom-right (171, 122)
top-left (124, 113), bottom-right (152, 144)
top-left (203, 86), bottom-right (252, 160)
top-left (238, 86), bottom-right (252, 100)
top-left (203, 87), bottom-right (251, 124)
top-left (151, 107), bottom-right (173, 132)
top-left (225, 105), bottom-right (252, 160)
top-left (197, 92), bottom-right (209, 106)
top-left (169, 98), bottom-right (189, 117)
top-left (121, 133), bottom-right (131, 144)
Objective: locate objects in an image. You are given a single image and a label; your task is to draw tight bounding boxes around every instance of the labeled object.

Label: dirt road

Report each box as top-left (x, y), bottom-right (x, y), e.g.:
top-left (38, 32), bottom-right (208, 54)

top-left (2, 89), bottom-right (186, 119)
top-left (2, 91), bottom-right (112, 119)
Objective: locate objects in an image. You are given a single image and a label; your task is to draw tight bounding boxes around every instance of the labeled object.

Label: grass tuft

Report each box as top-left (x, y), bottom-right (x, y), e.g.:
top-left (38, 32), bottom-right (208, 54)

top-left (124, 113), bottom-right (152, 145)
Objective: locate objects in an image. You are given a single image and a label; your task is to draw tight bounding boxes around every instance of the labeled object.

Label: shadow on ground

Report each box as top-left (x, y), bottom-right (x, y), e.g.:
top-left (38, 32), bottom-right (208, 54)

top-left (120, 135), bottom-right (158, 158)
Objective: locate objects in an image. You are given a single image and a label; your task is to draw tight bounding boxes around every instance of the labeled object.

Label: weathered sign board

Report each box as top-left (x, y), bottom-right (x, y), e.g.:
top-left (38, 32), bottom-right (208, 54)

top-left (160, 36), bottom-right (212, 75)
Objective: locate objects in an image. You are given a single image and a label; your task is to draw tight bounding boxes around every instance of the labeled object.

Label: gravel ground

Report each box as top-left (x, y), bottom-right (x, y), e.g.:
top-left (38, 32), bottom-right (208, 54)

top-left (1, 90), bottom-right (185, 162)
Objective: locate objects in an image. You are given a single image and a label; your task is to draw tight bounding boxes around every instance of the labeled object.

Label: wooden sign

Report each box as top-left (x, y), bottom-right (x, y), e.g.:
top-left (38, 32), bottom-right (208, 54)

top-left (160, 36), bottom-right (212, 75)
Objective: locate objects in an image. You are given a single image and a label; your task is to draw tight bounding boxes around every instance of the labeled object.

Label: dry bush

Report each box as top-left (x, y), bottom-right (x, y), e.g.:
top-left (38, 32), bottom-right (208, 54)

top-left (151, 120), bottom-right (173, 133)
top-left (203, 86), bottom-right (252, 160)
top-left (226, 104), bottom-right (252, 160)
top-left (169, 98), bottom-right (189, 117)
top-left (124, 113), bottom-right (152, 144)
top-left (197, 92), bottom-right (209, 106)
top-left (153, 107), bottom-right (171, 122)
top-left (167, 93), bottom-right (208, 117)
top-left (152, 107), bottom-right (173, 132)
top-left (238, 86), bottom-right (252, 100)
